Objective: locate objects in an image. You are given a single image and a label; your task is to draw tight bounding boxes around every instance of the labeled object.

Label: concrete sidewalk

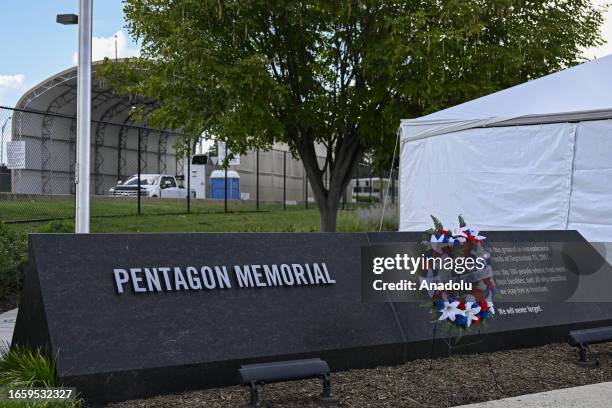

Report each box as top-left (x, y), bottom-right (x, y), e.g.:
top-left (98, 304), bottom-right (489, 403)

top-left (0, 308), bottom-right (17, 346)
top-left (455, 382), bottom-right (612, 408)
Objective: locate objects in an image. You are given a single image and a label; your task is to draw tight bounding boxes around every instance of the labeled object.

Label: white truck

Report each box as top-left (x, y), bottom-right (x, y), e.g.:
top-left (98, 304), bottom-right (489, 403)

top-left (109, 174), bottom-right (195, 198)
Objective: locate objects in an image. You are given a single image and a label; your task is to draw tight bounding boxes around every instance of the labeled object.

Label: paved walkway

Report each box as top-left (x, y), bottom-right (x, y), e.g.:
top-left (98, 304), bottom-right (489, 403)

top-left (0, 308), bottom-right (17, 346)
top-left (454, 382), bottom-right (612, 408)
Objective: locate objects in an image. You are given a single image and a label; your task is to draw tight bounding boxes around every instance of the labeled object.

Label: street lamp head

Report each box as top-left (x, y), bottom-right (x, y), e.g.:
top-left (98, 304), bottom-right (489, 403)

top-left (56, 14), bottom-right (78, 25)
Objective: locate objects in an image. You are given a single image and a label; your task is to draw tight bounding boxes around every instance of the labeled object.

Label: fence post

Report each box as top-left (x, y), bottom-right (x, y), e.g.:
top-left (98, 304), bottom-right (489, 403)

top-left (224, 143), bottom-right (228, 213)
top-left (187, 142), bottom-right (191, 213)
top-left (304, 165), bottom-right (308, 209)
top-left (391, 170), bottom-right (395, 204)
top-left (369, 165), bottom-right (372, 204)
top-left (354, 165), bottom-right (359, 209)
top-left (137, 127), bottom-right (141, 216)
top-left (256, 148), bottom-right (259, 210)
top-left (283, 150), bottom-right (286, 211)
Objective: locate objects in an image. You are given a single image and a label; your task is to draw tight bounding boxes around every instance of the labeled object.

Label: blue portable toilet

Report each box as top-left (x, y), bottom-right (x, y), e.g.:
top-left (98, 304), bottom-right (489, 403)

top-left (210, 170), bottom-right (240, 200)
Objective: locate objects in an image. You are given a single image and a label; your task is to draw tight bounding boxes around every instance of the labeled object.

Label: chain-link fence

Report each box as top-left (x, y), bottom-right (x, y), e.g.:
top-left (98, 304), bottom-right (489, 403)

top-left (0, 105), bottom-right (192, 222)
top-left (0, 105), bottom-right (397, 224)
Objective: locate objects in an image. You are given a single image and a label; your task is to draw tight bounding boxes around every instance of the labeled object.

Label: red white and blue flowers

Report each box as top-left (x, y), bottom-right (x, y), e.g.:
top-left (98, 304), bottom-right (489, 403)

top-left (423, 215), bottom-right (496, 330)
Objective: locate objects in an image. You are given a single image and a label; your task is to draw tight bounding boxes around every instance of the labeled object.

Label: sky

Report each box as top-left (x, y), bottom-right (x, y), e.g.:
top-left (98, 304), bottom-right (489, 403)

top-left (0, 0), bottom-right (139, 107)
top-left (0, 0), bottom-right (611, 108)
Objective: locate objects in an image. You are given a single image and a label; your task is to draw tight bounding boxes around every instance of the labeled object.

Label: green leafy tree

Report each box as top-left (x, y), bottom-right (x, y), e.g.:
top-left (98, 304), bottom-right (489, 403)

top-left (102, 0), bottom-right (604, 231)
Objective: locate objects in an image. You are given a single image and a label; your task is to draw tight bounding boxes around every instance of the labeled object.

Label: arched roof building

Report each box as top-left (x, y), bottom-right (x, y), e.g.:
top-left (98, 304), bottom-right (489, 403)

top-left (10, 61), bottom-right (184, 195)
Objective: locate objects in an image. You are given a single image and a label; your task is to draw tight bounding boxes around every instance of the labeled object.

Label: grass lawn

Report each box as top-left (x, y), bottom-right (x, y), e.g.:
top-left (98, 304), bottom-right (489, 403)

top-left (21, 208), bottom-right (363, 234)
top-left (3, 199), bottom-right (370, 236)
top-left (0, 196), bottom-right (282, 222)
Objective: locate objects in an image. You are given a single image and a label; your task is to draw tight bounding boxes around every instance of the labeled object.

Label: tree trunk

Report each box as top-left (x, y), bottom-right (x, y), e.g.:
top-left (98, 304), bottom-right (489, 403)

top-left (293, 130), bottom-right (361, 232)
top-left (319, 202), bottom-right (338, 232)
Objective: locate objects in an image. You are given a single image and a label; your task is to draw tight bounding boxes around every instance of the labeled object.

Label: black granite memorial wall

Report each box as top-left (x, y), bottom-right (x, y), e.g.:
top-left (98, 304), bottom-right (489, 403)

top-left (11, 231), bottom-right (612, 403)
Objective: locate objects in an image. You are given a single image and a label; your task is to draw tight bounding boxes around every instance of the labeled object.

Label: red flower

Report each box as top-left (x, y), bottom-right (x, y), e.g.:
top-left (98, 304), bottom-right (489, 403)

top-left (478, 300), bottom-right (488, 312)
top-left (473, 315), bottom-right (481, 324)
top-left (471, 288), bottom-right (486, 301)
top-left (439, 229), bottom-right (450, 235)
top-left (458, 302), bottom-right (466, 310)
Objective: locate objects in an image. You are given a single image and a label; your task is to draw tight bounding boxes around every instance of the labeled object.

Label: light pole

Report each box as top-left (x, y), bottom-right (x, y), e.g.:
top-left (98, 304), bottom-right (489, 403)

top-left (57, 0), bottom-right (92, 233)
top-left (1, 116), bottom-right (11, 166)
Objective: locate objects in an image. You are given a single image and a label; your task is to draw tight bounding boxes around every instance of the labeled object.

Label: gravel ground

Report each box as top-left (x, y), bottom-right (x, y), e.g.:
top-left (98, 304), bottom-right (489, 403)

top-left (108, 342), bottom-right (612, 408)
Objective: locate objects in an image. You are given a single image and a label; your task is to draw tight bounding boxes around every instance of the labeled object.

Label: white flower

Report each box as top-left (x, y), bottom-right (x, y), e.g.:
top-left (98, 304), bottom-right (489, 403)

top-left (453, 227), bottom-right (468, 243)
top-left (430, 234), bottom-right (444, 243)
top-left (430, 235), bottom-right (455, 244)
top-left (455, 226), bottom-right (469, 235)
top-left (455, 226), bottom-right (486, 242)
top-left (464, 302), bottom-right (482, 327)
top-left (438, 301), bottom-right (465, 322)
top-left (487, 301), bottom-right (495, 315)
top-left (428, 234), bottom-right (454, 253)
top-left (470, 229), bottom-right (486, 241)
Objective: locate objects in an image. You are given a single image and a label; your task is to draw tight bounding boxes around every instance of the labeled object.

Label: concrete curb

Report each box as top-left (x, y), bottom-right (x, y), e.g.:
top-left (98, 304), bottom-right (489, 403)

top-left (454, 381), bottom-right (612, 408)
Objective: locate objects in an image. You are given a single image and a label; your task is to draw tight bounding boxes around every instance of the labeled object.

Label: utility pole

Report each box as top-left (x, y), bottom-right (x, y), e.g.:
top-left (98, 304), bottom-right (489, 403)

top-left (75, 0), bottom-right (92, 233)
top-left (57, 1), bottom-right (93, 233)
top-left (224, 143), bottom-right (228, 213)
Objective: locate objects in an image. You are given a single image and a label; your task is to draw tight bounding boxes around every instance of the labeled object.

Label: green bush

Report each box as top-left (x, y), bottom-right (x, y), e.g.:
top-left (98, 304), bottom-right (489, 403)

top-left (38, 221), bottom-right (74, 234)
top-left (0, 345), bottom-right (58, 388)
top-left (0, 224), bottom-right (27, 298)
top-left (0, 344), bottom-right (80, 407)
top-left (355, 204), bottom-right (399, 232)
top-left (0, 219), bottom-right (72, 299)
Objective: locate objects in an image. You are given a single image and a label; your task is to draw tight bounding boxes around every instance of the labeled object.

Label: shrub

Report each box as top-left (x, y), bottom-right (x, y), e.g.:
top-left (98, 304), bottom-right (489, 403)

top-left (0, 224), bottom-right (27, 298)
top-left (0, 345), bottom-right (58, 388)
top-left (38, 220), bottom-right (74, 234)
top-left (356, 203), bottom-right (399, 231)
top-left (0, 344), bottom-right (80, 407)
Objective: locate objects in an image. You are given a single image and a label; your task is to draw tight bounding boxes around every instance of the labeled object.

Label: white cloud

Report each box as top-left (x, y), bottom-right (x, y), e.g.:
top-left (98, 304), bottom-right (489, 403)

top-left (0, 74), bottom-right (27, 107)
top-left (586, 0), bottom-right (612, 59)
top-left (0, 74), bottom-right (25, 90)
top-left (73, 30), bottom-right (140, 64)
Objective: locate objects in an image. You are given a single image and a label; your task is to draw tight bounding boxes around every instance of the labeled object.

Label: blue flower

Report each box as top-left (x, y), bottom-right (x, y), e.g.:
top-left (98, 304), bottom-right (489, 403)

top-left (434, 300), bottom-right (445, 312)
top-left (455, 315), bottom-right (468, 326)
top-left (479, 311), bottom-right (489, 320)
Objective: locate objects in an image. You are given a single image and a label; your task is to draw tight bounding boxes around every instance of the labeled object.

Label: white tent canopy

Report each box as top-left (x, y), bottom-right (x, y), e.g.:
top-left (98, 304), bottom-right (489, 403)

top-left (399, 55), bottom-right (612, 241)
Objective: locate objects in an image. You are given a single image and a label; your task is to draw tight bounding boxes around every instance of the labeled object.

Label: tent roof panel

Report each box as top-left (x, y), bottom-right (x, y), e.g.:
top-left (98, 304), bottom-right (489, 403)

top-left (400, 54), bottom-right (612, 141)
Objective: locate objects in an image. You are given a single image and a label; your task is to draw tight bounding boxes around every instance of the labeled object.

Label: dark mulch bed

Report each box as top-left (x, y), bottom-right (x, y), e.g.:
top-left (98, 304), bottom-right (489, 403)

top-left (0, 291), bottom-right (19, 314)
top-left (108, 342), bottom-right (612, 408)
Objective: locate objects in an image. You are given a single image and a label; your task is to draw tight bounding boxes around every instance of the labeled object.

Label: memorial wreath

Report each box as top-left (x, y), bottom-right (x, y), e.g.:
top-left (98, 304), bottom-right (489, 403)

top-left (420, 215), bottom-right (496, 330)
